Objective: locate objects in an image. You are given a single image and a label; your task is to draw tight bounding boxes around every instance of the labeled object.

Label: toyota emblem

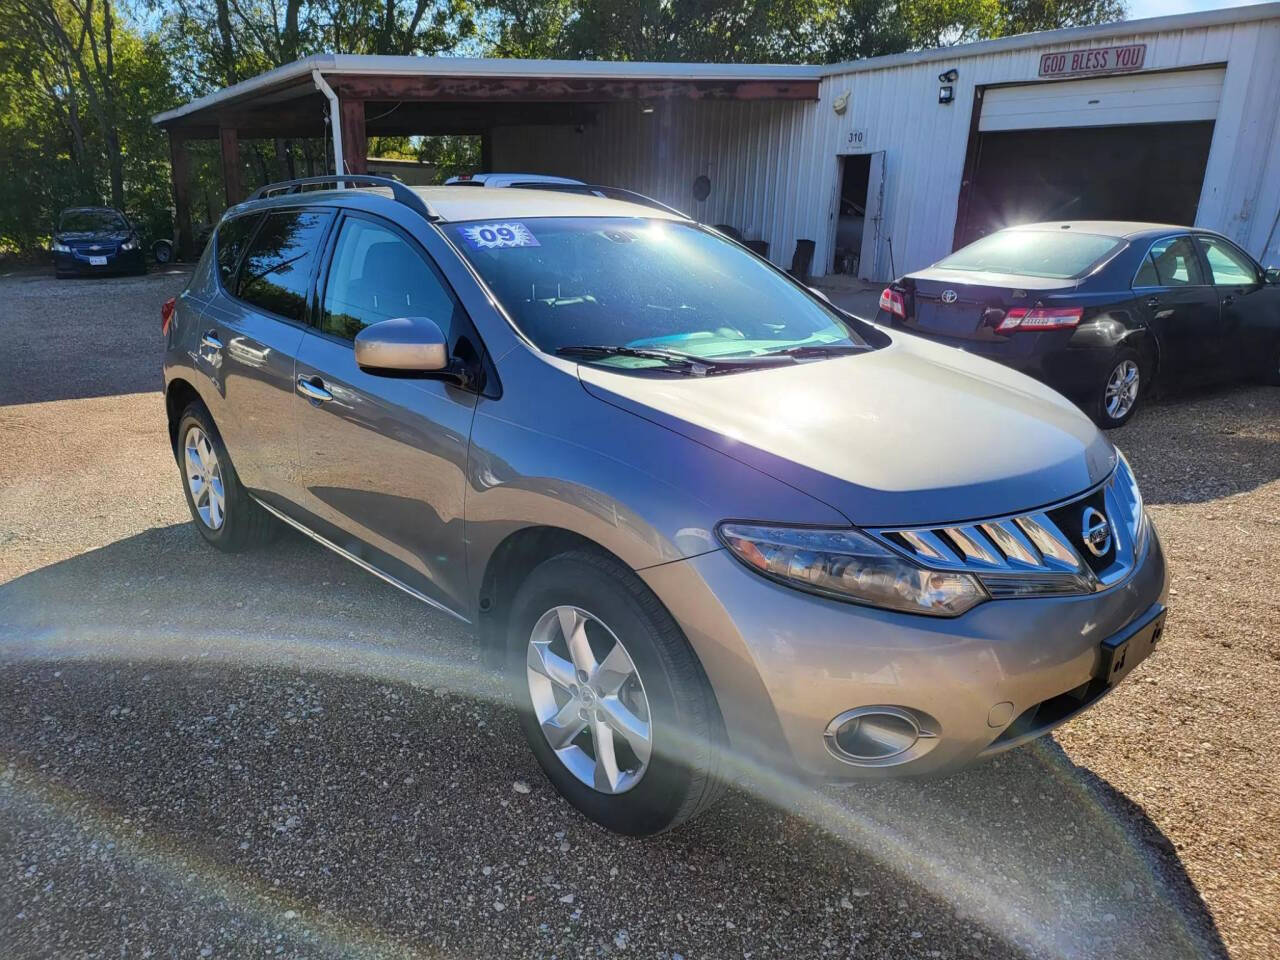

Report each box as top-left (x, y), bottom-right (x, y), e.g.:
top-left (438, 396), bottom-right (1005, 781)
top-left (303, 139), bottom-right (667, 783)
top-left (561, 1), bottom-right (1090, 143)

top-left (941, 289), bottom-right (958, 304)
top-left (1080, 507), bottom-right (1112, 558)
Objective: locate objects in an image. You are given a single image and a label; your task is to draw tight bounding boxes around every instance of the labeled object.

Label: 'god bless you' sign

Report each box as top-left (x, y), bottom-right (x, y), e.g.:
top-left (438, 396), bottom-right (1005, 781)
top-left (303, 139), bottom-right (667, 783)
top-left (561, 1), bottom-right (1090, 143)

top-left (1038, 44), bottom-right (1146, 78)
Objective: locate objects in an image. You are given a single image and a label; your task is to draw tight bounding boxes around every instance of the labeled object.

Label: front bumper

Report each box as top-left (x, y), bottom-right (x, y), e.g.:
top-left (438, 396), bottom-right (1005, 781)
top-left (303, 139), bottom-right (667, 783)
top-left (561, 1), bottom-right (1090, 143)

top-left (54, 248), bottom-right (145, 275)
top-left (641, 522), bottom-right (1169, 780)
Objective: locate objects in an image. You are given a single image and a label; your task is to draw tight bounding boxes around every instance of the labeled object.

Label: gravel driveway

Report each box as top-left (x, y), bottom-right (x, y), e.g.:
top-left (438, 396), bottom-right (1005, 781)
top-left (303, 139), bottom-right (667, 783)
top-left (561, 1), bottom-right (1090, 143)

top-left (1, 269), bottom-right (1277, 959)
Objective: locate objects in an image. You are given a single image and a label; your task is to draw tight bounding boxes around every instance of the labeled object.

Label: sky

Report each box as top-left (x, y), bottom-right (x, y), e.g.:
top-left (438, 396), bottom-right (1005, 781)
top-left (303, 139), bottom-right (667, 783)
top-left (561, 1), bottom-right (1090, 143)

top-left (1125, 0), bottom-right (1270, 20)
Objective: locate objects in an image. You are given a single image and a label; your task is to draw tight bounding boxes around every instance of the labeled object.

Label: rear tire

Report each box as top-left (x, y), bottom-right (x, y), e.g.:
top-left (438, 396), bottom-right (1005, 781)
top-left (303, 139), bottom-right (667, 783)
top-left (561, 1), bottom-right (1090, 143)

top-left (1092, 349), bottom-right (1144, 429)
top-left (176, 403), bottom-right (278, 552)
top-left (507, 550), bottom-right (725, 835)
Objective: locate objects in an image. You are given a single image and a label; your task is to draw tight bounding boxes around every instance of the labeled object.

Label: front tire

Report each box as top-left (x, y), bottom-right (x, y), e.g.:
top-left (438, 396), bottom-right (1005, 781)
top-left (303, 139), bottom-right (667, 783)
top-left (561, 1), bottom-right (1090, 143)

top-left (1093, 350), bottom-right (1144, 428)
top-left (176, 404), bottom-right (277, 551)
top-left (508, 550), bottom-right (725, 835)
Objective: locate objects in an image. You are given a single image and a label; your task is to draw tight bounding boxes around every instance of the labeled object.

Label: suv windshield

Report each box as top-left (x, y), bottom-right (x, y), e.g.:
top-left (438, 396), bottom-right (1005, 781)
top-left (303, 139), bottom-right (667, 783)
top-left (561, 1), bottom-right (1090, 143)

top-left (937, 230), bottom-right (1123, 279)
top-left (59, 208), bottom-right (127, 233)
top-left (450, 217), bottom-right (867, 370)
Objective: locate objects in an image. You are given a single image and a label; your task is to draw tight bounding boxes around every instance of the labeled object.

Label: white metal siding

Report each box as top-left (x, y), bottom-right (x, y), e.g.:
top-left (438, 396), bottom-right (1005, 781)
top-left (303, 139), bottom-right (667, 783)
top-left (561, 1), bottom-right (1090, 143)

top-left (491, 99), bottom-right (812, 270)
top-left (978, 68), bottom-right (1225, 131)
top-left (808, 18), bottom-right (1280, 278)
top-left (493, 16), bottom-right (1280, 278)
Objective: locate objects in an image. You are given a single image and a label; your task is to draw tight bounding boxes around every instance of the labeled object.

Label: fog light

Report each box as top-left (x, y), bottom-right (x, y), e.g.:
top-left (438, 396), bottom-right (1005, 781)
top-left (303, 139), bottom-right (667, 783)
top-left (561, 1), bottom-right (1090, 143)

top-left (825, 707), bottom-right (922, 764)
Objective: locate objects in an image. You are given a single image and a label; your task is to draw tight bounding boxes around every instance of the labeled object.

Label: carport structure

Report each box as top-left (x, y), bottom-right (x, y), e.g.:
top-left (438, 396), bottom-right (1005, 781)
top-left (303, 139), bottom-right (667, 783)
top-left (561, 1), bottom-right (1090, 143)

top-left (153, 55), bottom-right (821, 260)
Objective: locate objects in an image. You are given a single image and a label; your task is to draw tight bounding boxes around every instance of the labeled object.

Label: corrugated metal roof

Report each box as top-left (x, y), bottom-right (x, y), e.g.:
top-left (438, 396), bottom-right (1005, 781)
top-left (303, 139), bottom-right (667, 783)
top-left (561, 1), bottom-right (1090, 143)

top-left (152, 54), bottom-right (824, 125)
top-left (820, 1), bottom-right (1280, 73)
top-left (153, 2), bottom-right (1280, 138)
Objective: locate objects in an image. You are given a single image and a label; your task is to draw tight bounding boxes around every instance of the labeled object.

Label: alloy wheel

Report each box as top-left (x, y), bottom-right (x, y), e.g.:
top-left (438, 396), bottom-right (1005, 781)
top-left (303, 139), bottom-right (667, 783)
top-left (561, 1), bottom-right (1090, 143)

top-left (526, 605), bottom-right (653, 794)
top-left (1104, 360), bottom-right (1140, 420)
top-left (184, 426), bottom-right (226, 530)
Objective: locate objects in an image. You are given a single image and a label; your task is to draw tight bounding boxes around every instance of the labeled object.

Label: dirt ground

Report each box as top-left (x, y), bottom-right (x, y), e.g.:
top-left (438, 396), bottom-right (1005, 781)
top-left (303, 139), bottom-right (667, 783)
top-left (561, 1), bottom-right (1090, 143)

top-left (1, 268), bottom-right (1277, 959)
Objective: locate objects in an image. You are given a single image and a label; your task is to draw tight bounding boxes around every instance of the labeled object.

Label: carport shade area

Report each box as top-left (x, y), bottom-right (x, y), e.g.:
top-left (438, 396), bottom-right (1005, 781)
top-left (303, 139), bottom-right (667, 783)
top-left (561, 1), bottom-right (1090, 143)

top-left (153, 56), bottom-right (820, 260)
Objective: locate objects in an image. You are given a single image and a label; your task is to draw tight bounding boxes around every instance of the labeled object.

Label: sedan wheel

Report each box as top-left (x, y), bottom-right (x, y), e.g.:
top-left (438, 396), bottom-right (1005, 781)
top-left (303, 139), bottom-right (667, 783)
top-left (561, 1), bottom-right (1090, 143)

top-left (1105, 360), bottom-right (1140, 420)
top-left (527, 605), bottom-right (652, 794)
top-left (184, 425), bottom-right (226, 530)
top-left (1095, 352), bottom-right (1144, 428)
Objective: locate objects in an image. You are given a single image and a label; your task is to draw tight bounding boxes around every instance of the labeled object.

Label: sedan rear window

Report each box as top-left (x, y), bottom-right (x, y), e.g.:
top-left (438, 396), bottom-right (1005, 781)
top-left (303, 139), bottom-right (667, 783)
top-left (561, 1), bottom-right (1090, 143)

top-left (936, 230), bottom-right (1123, 279)
top-left (450, 217), bottom-right (867, 369)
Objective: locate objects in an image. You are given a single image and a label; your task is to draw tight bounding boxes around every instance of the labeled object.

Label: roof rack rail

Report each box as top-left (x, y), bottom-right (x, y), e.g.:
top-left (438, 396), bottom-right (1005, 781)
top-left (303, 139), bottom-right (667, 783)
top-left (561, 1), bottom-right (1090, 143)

top-left (518, 182), bottom-right (689, 219)
top-left (247, 174), bottom-right (438, 221)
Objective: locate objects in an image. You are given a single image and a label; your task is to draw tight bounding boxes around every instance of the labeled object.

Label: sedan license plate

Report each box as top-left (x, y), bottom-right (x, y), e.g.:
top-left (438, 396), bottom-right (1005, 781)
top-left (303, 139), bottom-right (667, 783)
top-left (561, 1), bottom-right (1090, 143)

top-left (1097, 608), bottom-right (1166, 686)
top-left (89, 255), bottom-right (108, 266)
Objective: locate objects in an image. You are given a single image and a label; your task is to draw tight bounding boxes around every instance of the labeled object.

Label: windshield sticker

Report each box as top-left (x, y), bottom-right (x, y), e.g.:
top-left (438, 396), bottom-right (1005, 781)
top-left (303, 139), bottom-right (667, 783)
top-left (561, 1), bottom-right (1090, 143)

top-left (458, 222), bottom-right (540, 250)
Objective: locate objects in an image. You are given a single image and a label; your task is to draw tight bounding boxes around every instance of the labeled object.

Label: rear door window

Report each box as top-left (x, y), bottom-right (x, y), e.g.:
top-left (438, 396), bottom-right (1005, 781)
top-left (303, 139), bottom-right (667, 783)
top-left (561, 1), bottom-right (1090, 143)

top-left (215, 214), bottom-right (262, 289)
top-left (1144, 236), bottom-right (1204, 287)
top-left (1197, 236), bottom-right (1259, 286)
top-left (235, 209), bottom-right (333, 322)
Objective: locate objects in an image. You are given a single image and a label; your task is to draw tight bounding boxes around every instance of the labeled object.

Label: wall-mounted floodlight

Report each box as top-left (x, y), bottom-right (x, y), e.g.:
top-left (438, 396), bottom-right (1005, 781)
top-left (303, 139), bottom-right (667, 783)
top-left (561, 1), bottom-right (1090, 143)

top-left (938, 85), bottom-right (955, 104)
top-left (938, 68), bottom-right (959, 83)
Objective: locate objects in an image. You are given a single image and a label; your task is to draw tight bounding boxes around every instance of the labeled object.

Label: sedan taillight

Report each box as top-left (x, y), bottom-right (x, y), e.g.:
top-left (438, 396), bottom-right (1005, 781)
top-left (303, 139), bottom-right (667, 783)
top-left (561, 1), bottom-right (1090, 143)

top-left (161, 296), bottom-right (176, 335)
top-left (879, 287), bottom-right (906, 318)
top-left (995, 306), bottom-right (1082, 333)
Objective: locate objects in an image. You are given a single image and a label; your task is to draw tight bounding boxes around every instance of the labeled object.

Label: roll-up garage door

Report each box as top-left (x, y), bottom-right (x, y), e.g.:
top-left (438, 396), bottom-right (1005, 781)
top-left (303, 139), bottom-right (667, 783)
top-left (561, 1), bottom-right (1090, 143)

top-left (955, 68), bottom-right (1224, 247)
top-left (979, 67), bottom-right (1225, 131)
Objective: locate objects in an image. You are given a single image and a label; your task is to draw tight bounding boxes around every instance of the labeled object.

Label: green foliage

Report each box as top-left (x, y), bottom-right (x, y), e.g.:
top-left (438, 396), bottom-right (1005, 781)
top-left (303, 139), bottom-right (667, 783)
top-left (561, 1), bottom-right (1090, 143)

top-left (0, 0), bottom-right (1126, 256)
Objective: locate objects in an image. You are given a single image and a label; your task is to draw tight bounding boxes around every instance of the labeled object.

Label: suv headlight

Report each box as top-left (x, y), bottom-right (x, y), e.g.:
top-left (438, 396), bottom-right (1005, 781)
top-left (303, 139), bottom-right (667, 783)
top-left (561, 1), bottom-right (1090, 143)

top-left (717, 523), bottom-right (988, 617)
top-left (52, 242), bottom-right (70, 253)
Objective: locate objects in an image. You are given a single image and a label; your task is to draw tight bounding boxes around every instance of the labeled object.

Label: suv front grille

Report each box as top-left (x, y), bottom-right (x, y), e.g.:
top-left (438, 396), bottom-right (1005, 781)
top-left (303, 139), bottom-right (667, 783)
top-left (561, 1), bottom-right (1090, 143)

top-left (872, 456), bottom-right (1147, 599)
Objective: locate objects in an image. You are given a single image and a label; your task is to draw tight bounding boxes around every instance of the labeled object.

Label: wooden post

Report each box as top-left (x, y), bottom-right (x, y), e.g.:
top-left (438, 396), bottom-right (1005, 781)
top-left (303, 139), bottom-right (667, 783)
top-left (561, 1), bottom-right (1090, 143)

top-left (480, 131), bottom-right (493, 173)
top-left (339, 98), bottom-right (367, 175)
top-left (168, 131), bottom-right (195, 261)
top-left (219, 124), bottom-right (242, 206)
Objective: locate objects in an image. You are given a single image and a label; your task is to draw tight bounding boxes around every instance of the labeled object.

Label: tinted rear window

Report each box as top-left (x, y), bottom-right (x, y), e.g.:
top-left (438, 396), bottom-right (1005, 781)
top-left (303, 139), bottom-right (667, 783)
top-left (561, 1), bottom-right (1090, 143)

top-left (936, 230), bottom-right (1123, 279)
top-left (235, 210), bottom-right (333, 322)
top-left (215, 214), bottom-right (262, 288)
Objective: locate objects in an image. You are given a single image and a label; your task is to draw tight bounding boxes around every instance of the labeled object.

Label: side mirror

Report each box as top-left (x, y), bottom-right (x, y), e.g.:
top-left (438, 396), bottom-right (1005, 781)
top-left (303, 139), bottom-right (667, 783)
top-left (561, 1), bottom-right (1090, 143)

top-left (1265, 267), bottom-right (1280, 285)
top-left (354, 316), bottom-right (450, 374)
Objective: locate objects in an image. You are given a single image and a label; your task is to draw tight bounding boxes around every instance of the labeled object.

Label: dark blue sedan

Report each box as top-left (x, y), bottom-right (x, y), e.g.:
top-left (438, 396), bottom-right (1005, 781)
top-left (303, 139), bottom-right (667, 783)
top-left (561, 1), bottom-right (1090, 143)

top-left (52, 207), bottom-right (146, 278)
top-left (877, 222), bottom-right (1280, 427)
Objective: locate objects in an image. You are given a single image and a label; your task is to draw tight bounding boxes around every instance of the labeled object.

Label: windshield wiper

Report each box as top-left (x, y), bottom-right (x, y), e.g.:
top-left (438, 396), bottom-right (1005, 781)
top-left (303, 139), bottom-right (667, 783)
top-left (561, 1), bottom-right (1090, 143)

top-left (769, 343), bottom-right (870, 359)
top-left (555, 344), bottom-right (794, 375)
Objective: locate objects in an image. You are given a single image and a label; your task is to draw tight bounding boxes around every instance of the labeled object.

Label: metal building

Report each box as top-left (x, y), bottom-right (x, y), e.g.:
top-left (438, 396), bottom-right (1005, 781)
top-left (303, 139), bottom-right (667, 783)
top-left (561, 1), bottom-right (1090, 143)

top-left (155, 2), bottom-right (1280, 279)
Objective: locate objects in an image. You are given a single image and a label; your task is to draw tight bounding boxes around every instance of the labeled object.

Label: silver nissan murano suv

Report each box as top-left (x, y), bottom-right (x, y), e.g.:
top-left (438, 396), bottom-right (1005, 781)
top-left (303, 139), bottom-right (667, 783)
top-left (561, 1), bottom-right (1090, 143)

top-left (163, 176), bottom-right (1169, 835)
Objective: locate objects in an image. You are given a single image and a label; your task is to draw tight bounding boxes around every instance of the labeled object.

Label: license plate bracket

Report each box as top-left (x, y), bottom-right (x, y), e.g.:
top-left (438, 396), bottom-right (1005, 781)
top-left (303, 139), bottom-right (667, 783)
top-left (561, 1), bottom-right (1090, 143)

top-left (1098, 608), bottom-right (1166, 686)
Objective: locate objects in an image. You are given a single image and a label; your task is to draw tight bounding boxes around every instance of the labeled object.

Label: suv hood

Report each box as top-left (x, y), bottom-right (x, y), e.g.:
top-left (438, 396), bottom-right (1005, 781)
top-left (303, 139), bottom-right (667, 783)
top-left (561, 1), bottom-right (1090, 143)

top-left (577, 332), bottom-right (1115, 527)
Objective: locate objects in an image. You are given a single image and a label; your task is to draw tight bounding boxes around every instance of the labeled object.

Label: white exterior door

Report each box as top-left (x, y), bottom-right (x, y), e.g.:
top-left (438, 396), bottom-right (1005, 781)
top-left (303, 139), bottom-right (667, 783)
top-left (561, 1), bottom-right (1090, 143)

top-left (859, 151), bottom-right (886, 282)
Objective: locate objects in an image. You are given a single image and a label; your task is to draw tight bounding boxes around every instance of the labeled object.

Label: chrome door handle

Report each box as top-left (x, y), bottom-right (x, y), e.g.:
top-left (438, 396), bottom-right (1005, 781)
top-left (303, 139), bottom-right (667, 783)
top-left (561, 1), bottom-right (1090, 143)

top-left (296, 376), bottom-right (333, 402)
top-left (200, 330), bottom-right (224, 349)
top-left (1145, 296), bottom-right (1160, 308)
top-left (1222, 294), bottom-right (1235, 307)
